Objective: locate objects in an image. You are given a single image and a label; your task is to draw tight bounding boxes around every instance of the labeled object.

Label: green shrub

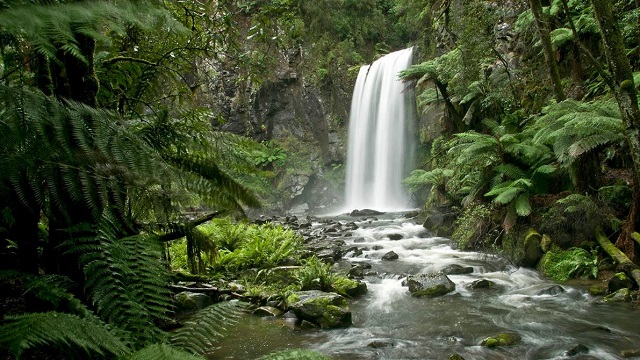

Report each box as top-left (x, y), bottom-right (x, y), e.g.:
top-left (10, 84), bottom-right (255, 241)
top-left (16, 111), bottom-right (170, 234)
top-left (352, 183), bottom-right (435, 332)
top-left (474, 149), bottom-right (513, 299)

top-left (539, 247), bottom-right (599, 282)
top-left (297, 256), bottom-right (338, 291)
top-left (451, 203), bottom-right (495, 250)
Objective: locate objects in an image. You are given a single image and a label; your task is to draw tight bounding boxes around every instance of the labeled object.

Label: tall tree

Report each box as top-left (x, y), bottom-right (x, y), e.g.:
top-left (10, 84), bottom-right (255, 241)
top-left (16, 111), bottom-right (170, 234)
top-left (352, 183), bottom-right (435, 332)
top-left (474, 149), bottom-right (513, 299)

top-left (529, 0), bottom-right (566, 101)
top-left (590, 0), bottom-right (640, 258)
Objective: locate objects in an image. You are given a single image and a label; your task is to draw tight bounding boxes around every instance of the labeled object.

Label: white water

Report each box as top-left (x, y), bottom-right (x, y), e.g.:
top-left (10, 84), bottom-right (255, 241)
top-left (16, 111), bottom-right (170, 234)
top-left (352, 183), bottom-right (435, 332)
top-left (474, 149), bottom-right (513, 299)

top-left (344, 48), bottom-right (416, 212)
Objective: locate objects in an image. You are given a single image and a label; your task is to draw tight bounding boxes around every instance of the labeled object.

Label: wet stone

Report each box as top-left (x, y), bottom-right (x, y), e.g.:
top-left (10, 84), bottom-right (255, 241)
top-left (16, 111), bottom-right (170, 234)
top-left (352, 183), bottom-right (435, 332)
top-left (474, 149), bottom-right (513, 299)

top-left (441, 264), bottom-right (474, 275)
top-left (381, 251), bottom-right (399, 261)
top-left (565, 344), bottom-right (589, 356)
top-left (537, 285), bottom-right (565, 296)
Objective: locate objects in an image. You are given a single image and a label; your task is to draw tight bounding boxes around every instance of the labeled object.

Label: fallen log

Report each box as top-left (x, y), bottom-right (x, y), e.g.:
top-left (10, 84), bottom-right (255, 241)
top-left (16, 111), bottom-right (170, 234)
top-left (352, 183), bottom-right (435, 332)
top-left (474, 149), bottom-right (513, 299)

top-left (595, 227), bottom-right (640, 288)
top-left (632, 232), bottom-right (640, 247)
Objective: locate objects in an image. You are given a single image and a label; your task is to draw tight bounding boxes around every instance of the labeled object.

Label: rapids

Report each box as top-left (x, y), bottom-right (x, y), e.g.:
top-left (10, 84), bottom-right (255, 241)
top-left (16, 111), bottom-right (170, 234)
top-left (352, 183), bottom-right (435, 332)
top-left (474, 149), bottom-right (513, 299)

top-left (211, 213), bottom-right (640, 360)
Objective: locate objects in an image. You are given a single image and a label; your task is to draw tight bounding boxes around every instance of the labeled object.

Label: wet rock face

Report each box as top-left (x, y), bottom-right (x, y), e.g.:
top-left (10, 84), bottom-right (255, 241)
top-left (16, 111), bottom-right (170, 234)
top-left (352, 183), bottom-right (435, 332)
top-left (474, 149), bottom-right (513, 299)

top-left (608, 272), bottom-right (634, 293)
top-left (441, 264), bottom-right (473, 275)
top-left (286, 290), bottom-right (352, 329)
top-left (406, 273), bottom-right (455, 298)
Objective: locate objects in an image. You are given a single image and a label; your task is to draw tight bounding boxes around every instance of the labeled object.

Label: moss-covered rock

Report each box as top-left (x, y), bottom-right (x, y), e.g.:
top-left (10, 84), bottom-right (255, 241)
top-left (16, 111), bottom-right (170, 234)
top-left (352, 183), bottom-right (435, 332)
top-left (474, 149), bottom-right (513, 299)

top-left (608, 272), bottom-right (634, 293)
top-left (286, 290), bottom-right (352, 329)
top-left (603, 288), bottom-right (632, 303)
top-left (502, 227), bottom-right (542, 268)
top-left (481, 332), bottom-right (521, 348)
top-left (588, 285), bottom-right (608, 296)
top-left (406, 273), bottom-right (455, 298)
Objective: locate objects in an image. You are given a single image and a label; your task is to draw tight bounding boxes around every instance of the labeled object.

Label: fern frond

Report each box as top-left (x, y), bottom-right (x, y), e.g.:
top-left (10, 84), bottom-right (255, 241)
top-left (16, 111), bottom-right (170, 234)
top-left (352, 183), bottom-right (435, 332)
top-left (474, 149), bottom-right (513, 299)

top-left (170, 300), bottom-right (248, 355)
top-left (0, 312), bottom-right (129, 358)
top-left (514, 193), bottom-right (532, 216)
top-left (124, 344), bottom-right (205, 360)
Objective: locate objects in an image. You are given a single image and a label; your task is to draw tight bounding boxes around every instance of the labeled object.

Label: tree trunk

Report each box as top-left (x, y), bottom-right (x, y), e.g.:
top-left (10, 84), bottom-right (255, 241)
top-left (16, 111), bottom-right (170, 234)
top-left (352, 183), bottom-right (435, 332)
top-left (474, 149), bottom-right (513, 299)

top-left (529, 0), bottom-right (566, 101)
top-left (595, 227), bottom-right (640, 288)
top-left (591, 0), bottom-right (640, 259)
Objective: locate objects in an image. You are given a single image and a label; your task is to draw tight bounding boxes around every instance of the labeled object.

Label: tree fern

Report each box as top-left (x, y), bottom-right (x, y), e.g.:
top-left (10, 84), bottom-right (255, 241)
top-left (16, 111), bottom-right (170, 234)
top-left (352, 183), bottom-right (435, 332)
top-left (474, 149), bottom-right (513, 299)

top-left (0, 312), bottom-right (130, 358)
top-left (170, 300), bottom-right (248, 355)
top-left (63, 214), bottom-right (173, 348)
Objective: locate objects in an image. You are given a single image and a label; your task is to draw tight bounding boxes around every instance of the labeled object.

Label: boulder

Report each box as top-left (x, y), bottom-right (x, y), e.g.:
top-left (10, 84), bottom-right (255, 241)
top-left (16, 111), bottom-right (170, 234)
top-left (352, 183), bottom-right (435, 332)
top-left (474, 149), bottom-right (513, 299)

top-left (406, 273), bottom-right (455, 298)
top-left (349, 209), bottom-right (385, 217)
top-left (253, 306), bottom-right (284, 317)
top-left (480, 332), bottom-right (521, 348)
top-left (603, 288), bottom-right (632, 303)
top-left (537, 285), bottom-right (565, 296)
top-left (470, 279), bottom-right (496, 289)
top-left (441, 264), bottom-right (474, 275)
top-left (608, 272), bottom-right (634, 293)
top-left (565, 343), bottom-right (589, 356)
top-left (174, 291), bottom-right (213, 312)
top-left (502, 228), bottom-right (542, 268)
top-left (388, 233), bottom-right (404, 240)
top-left (286, 290), bottom-right (352, 329)
top-left (381, 251), bottom-right (399, 261)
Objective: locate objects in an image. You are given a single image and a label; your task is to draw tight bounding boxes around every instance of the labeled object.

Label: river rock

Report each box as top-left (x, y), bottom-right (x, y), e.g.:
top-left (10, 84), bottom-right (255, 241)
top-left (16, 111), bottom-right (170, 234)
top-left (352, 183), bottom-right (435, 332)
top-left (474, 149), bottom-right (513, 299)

top-left (349, 209), bottom-right (385, 217)
top-left (441, 264), bottom-right (474, 275)
top-left (603, 288), bottom-right (632, 303)
top-left (388, 233), bottom-right (404, 240)
top-left (608, 272), bottom-right (634, 293)
top-left (537, 285), bottom-right (565, 295)
top-left (621, 349), bottom-right (640, 358)
top-left (253, 306), bottom-right (284, 317)
top-left (406, 273), bottom-right (455, 297)
top-left (449, 354), bottom-right (465, 360)
top-left (381, 251), bottom-right (399, 261)
top-left (174, 291), bottom-right (213, 312)
top-left (480, 332), bottom-right (521, 348)
top-left (286, 290), bottom-right (352, 329)
top-left (470, 279), bottom-right (496, 289)
top-left (565, 343), bottom-right (589, 356)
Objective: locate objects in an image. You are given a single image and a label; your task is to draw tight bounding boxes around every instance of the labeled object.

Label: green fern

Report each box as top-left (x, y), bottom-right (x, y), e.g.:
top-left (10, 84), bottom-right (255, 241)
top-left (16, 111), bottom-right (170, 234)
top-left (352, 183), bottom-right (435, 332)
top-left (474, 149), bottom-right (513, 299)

top-left (259, 349), bottom-right (332, 360)
top-left (170, 300), bottom-right (248, 355)
top-left (123, 344), bottom-right (205, 360)
top-left (0, 312), bottom-right (130, 358)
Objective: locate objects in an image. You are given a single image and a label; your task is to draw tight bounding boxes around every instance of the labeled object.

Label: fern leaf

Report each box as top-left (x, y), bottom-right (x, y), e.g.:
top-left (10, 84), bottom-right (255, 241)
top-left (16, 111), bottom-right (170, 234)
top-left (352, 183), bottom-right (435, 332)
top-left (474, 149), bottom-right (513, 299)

top-left (0, 312), bottom-right (129, 358)
top-left (124, 344), bottom-right (205, 360)
top-left (514, 193), bottom-right (532, 216)
top-left (170, 300), bottom-right (248, 355)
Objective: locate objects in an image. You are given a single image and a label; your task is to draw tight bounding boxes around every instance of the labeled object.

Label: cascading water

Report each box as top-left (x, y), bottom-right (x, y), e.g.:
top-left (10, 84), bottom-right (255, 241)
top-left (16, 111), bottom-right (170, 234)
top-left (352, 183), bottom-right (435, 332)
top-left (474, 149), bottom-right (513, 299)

top-left (344, 48), bottom-right (416, 211)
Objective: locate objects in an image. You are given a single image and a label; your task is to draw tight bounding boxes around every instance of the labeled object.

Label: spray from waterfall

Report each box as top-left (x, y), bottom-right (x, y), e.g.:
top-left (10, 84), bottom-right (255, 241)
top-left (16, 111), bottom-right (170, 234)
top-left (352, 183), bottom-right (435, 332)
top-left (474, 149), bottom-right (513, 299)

top-left (344, 48), bottom-right (416, 211)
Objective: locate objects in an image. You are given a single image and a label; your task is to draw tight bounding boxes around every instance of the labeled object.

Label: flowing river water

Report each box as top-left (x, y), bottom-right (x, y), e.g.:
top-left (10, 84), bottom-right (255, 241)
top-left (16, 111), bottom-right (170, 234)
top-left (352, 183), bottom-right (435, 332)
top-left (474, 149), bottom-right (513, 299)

top-left (211, 212), bottom-right (640, 359)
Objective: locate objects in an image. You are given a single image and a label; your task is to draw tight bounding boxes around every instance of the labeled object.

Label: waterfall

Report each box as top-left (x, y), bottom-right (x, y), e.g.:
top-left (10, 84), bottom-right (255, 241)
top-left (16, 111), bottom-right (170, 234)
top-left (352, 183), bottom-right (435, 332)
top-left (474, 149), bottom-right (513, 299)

top-left (344, 48), bottom-right (416, 211)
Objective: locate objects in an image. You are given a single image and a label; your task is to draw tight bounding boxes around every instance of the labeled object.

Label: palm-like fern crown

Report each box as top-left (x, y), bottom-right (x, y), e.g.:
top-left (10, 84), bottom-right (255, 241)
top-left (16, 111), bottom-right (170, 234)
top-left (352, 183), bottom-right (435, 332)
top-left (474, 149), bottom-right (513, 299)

top-left (529, 98), bottom-right (624, 166)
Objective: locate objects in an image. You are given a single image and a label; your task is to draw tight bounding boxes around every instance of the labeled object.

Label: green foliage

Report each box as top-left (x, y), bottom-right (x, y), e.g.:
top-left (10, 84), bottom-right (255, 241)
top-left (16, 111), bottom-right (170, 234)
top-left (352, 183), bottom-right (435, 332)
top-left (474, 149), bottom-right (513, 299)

top-left (204, 221), bottom-right (302, 273)
top-left (259, 349), bottom-right (331, 360)
top-left (64, 216), bottom-right (173, 348)
top-left (170, 301), bottom-right (248, 355)
top-left (123, 344), bottom-right (205, 360)
top-left (0, 312), bottom-right (130, 358)
top-left (297, 256), bottom-right (339, 292)
top-left (530, 99), bottom-right (624, 166)
top-left (451, 203), bottom-right (495, 250)
top-left (251, 141), bottom-right (288, 168)
top-left (540, 247), bottom-right (599, 282)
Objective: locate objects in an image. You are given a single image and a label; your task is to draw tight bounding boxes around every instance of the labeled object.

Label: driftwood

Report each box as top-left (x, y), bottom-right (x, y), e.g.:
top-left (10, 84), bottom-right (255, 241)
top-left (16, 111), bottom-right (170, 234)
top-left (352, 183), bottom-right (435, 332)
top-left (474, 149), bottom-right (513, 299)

top-left (595, 227), bottom-right (640, 288)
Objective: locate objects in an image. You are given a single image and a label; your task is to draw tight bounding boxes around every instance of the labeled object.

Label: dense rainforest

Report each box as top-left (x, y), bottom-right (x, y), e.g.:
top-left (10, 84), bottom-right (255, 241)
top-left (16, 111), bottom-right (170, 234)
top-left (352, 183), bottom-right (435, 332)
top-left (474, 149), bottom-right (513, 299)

top-left (1, 0), bottom-right (640, 359)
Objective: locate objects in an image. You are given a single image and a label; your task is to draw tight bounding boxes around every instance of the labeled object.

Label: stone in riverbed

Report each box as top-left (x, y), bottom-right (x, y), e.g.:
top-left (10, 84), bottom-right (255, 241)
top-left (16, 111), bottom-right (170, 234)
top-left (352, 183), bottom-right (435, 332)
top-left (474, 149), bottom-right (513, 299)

top-left (174, 291), bottom-right (213, 312)
top-left (603, 288), bottom-right (632, 303)
top-left (565, 343), bottom-right (589, 356)
top-left (253, 306), bottom-right (284, 317)
top-left (480, 332), bottom-right (521, 348)
top-left (608, 272), bottom-right (634, 293)
top-left (441, 264), bottom-right (474, 275)
top-left (406, 273), bottom-right (455, 298)
top-left (536, 285), bottom-right (565, 296)
top-left (349, 209), bottom-right (385, 217)
top-left (381, 251), bottom-right (399, 261)
top-left (286, 290), bottom-right (352, 329)
top-left (387, 233), bottom-right (404, 240)
top-left (470, 279), bottom-right (496, 289)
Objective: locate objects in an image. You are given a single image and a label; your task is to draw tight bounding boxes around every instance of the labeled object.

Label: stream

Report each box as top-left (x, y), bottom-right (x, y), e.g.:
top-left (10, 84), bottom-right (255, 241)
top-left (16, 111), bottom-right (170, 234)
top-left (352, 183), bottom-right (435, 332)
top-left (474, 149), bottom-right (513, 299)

top-left (211, 212), bottom-right (640, 360)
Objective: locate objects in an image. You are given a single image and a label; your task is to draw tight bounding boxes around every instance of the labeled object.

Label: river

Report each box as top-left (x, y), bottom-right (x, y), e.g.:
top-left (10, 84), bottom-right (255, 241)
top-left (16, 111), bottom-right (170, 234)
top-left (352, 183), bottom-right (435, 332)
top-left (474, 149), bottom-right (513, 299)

top-left (210, 212), bottom-right (640, 359)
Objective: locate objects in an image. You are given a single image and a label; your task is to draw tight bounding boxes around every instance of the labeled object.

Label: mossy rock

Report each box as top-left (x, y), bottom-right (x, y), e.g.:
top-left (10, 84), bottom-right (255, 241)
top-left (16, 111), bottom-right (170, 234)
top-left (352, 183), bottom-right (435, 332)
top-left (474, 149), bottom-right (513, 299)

top-left (481, 332), bottom-right (521, 348)
top-left (588, 285), bottom-right (608, 296)
top-left (603, 288), bottom-right (632, 303)
top-left (259, 349), bottom-right (331, 360)
top-left (406, 273), bottom-right (455, 298)
top-left (608, 272), bottom-right (634, 293)
top-left (502, 227), bottom-right (542, 268)
top-left (287, 290), bottom-right (352, 329)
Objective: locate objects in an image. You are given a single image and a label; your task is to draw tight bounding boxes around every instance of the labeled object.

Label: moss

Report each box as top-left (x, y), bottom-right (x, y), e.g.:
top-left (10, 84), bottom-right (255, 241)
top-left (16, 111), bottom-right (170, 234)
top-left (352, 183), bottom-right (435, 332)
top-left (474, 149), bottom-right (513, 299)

top-left (412, 284), bottom-right (449, 298)
top-left (481, 332), bottom-right (521, 348)
top-left (285, 293), bottom-right (300, 305)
